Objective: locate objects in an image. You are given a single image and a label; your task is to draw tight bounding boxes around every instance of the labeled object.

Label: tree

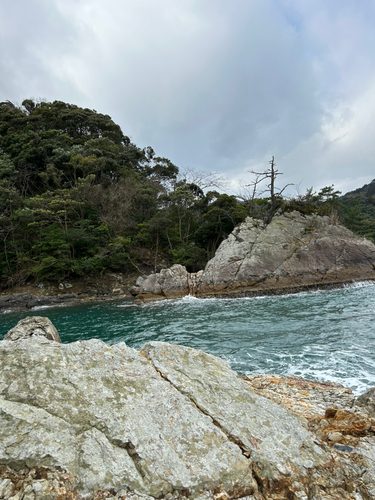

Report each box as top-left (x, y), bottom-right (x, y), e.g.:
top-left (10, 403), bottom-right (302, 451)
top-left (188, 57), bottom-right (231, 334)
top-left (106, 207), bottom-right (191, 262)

top-left (246, 156), bottom-right (293, 223)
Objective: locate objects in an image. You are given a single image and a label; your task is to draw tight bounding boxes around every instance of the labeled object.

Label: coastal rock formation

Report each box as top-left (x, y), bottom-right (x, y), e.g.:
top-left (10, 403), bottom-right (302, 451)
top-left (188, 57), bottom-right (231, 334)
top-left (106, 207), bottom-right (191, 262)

top-left (132, 211), bottom-right (375, 300)
top-left (356, 387), bottom-right (375, 415)
top-left (131, 265), bottom-right (193, 300)
top-left (1, 319), bottom-right (375, 499)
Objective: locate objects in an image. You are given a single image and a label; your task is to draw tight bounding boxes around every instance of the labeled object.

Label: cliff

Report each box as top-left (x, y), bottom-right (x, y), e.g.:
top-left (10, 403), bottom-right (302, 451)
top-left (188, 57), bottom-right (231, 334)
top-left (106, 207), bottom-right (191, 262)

top-left (132, 211), bottom-right (375, 300)
top-left (1, 317), bottom-right (375, 499)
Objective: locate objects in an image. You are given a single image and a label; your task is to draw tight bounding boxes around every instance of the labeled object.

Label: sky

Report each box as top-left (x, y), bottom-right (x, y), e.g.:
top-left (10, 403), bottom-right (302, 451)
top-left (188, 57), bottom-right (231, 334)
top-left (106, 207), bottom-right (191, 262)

top-left (1, 0), bottom-right (375, 196)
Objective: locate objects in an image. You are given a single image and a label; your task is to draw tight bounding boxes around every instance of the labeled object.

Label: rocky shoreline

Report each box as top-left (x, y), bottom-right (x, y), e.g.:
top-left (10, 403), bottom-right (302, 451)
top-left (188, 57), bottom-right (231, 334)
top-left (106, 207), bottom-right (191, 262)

top-left (2, 212), bottom-right (375, 312)
top-left (0, 273), bottom-right (137, 314)
top-left (0, 290), bottom-right (131, 314)
top-left (2, 277), bottom-right (375, 314)
top-left (1, 317), bottom-right (375, 499)
top-left (131, 212), bottom-right (375, 302)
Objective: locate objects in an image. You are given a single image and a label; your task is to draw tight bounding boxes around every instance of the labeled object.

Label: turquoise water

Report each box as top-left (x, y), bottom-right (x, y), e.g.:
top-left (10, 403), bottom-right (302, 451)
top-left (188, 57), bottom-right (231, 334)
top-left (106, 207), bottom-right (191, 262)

top-left (1, 282), bottom-right (375, 395)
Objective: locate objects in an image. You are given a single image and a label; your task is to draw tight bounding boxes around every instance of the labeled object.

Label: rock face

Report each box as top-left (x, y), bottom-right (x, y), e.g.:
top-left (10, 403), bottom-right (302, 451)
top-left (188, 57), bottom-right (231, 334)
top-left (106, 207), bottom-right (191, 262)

top-left (4, 316), bottom-right (61, 342)
top-left (131, 211), bottom-right (375, 300)
top-left (1, 320), bottom-right (375, 499)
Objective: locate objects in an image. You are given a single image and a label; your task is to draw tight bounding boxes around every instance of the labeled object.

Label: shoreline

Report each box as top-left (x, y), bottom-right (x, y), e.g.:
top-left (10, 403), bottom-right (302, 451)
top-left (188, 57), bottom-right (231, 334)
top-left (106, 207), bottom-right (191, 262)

top-left (1, 276), bottom-right (375, 314)
top-left (0, 278), bottom-right (375, 314)
top-left (134, 274), bottom-right (375, 302)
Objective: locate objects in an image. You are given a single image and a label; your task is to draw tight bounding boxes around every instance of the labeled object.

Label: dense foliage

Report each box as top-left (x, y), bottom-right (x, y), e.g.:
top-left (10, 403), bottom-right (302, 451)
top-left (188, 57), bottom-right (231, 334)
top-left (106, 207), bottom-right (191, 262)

top-left (0, 99), bottom-right (248, 286)
top-left (0, 98), bottom-right (373, 288)
top-left (340, 180), bottom-right (375, 242)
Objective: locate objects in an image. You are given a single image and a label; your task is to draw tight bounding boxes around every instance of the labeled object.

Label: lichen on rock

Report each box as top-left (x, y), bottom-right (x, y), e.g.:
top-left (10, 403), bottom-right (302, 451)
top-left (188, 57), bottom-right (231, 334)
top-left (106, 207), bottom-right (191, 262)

top-left (1, 317), bottom-right (375, 498)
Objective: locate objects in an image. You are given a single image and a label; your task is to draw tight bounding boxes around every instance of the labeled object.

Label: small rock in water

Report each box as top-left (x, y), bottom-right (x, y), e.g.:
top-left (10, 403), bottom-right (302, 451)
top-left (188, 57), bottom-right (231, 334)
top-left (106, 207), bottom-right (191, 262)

top-left (4, 316), bottom-right (61, 343)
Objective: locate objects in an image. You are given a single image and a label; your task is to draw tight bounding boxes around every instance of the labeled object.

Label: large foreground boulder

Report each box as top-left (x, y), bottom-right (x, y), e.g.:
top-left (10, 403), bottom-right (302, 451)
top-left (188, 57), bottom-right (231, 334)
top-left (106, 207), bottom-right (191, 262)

top-left (1, 319), bottom-right (374, 499)
top-left (131, 211), bottom-right (375, 300)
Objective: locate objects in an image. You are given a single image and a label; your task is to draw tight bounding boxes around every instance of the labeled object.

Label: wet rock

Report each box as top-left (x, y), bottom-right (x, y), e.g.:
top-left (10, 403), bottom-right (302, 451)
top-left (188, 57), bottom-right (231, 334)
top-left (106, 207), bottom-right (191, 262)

top-left (4, 316), bottom-right (61, 343)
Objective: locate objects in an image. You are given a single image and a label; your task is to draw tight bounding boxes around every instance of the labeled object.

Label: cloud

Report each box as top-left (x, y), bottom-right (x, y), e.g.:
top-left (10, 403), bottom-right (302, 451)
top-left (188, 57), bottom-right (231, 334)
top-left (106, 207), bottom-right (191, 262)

top-left (0, 0), bottom-right (375, 194)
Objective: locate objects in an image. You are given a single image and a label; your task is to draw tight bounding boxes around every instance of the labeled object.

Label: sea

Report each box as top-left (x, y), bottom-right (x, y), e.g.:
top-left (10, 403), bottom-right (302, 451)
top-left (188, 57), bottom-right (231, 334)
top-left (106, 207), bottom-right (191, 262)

top-left (1, 281), bottom-right (375, 396)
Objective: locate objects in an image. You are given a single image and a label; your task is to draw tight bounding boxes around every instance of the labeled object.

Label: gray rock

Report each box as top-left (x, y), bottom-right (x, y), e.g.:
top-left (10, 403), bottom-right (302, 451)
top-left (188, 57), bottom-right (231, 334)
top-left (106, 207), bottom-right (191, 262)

top-left (131, 264), bottom-right (190, 299)
top-left (4, 317), bottom-right (61, 343)
top-left (141, 342), bottom-right (330, 488)
top-left (132, 212), bottom-right (375, 300)
top-left (198, 211), bottom-right (375, 294)
top-left (0, 330), bottom-right (372, 499)
top-left (356, 387), bottom-right (375, 414)
top-left (0, 338), bottom-right (255, 498)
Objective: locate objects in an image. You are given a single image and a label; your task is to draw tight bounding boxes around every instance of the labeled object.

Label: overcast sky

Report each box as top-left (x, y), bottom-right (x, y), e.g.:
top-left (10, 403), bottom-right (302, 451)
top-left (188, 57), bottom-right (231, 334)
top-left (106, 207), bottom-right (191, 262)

top-left (1, 0), bottom-right (375, 195)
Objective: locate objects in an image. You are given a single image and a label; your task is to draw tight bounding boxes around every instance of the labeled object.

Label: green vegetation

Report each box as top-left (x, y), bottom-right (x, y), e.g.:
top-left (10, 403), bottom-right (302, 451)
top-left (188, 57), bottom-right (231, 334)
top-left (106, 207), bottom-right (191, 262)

top-left (0, 98), bottom-right (373, 288)
top-left (340, 180), bottom-right (375, 242)
top-left (0, 99), bottom-right (248, 285)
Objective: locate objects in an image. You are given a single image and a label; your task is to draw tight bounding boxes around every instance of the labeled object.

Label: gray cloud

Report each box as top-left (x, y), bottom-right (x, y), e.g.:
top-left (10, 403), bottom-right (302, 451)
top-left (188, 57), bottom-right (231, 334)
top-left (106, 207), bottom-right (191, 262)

top-left (1, 0), bottom-right (375, 195)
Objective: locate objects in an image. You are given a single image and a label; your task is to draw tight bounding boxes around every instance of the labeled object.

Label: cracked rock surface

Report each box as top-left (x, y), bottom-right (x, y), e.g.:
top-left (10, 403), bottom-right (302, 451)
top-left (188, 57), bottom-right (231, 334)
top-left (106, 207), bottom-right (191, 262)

top-left (0, 336), bottom-right (254, 499)
top-left (1, 324), bottom-right (374, 499)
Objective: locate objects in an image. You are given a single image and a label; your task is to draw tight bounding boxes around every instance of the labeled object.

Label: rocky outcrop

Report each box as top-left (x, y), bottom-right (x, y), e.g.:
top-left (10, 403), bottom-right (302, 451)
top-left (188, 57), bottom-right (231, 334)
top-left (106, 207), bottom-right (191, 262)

top-left (1, 319), bottom-right (375, 499)
top-left (4, 316), bottom-right (61, 342)
top-left (243, 374), bottom-right (375, 498)
top-left (132, 211), bottom-right (375, 300)
top-left (131, 265), bottom-right (195, 300)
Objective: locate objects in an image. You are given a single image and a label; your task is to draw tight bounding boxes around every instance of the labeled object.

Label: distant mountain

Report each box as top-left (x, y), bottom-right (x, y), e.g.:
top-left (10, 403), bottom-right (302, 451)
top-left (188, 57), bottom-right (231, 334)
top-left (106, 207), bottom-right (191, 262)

top-left (341, 179), bottom-right (375, 242)
top-left (342, 179), bottom-right (375, 200)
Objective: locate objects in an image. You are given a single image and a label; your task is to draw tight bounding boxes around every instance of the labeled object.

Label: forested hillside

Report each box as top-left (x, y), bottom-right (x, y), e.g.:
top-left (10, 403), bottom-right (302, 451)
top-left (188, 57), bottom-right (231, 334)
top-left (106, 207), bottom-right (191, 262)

top-left (340, 179), bottom-right (375, 242)
top-left (0, 99), bottom-right (248, 286)
top-left (0, 98), bottom-right (373, 288)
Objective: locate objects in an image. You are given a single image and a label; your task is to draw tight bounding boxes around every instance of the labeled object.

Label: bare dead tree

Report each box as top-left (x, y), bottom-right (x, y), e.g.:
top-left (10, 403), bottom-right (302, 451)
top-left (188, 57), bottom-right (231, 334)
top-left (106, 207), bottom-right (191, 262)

top-left (247, 156), bottom-right (294, 224)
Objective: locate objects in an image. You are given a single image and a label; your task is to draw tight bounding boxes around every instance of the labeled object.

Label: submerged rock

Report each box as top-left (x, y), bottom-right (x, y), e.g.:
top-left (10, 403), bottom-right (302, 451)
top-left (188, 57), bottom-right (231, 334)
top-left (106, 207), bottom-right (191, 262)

top-left (132, 211), bottom-right (375, 300)
top-left (1, 318), bottom-right (375, 499)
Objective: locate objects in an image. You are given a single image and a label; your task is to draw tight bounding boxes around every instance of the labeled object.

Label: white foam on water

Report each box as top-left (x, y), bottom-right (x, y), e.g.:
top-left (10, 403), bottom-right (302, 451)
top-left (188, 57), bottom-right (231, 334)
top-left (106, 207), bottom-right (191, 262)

top-left (343, 280), bottom-right (375, 289)
top-left (31, 305), bottom-right (56, 311)
top-left (117, 281), bottom-right (375, 310)
top-left (178, 294), bottom-right (202, 303)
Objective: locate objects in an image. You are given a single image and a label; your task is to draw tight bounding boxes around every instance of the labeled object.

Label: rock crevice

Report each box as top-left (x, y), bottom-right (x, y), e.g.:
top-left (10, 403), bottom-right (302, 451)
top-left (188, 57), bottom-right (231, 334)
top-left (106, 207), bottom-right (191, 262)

top-left (141, 350), bottom-right (252, 460)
